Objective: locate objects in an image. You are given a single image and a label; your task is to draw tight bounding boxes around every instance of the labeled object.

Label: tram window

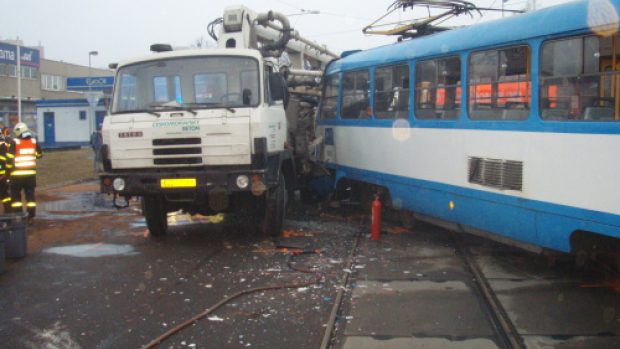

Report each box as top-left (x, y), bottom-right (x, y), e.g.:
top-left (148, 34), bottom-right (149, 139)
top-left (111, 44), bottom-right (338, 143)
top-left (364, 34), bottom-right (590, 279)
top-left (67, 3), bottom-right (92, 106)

top-left (320, 73), bottom-right (339, 119)
top-left (540, 34), bottom-right (620, 121)
top-left (415, 57), bottom-right (461, 119)
top-left (468, 46), bottom-right (530, 120)
top-left (375, 64), bottom-right (410, 119)
top-left (341, 70), bottom-right (370, 119)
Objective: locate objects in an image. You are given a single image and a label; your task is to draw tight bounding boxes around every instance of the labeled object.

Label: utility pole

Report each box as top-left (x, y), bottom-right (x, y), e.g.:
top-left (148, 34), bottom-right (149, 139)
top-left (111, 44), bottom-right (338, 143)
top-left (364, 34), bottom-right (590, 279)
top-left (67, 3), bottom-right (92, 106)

top-left (87, 51), bottom-right (99, 136)
top-left (16, 39), bottom-right (21, 124)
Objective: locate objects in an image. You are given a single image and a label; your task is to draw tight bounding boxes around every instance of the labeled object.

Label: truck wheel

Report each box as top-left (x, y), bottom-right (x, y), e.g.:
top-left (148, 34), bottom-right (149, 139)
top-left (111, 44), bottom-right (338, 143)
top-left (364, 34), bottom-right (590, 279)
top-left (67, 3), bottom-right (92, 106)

top-left (143, 196), bottom-right (168, 237)
top-left (261, 173), bottom-right (287, 237)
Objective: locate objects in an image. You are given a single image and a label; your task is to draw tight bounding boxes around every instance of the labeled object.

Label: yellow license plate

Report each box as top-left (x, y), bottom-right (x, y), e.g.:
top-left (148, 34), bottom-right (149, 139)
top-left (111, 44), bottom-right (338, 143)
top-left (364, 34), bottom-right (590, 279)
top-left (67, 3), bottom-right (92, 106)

top-left (160, 178), bottom-right (197, 188)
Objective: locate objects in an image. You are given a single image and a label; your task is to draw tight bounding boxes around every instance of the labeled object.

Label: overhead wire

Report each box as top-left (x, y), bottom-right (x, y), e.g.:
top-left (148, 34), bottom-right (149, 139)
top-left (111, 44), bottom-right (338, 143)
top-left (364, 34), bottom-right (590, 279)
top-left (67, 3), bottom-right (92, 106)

top-left (476, 0), bottom-right (500, 22)
top-left (310, 28), bottom-right (366, 38)
top-left (276, 0), bottom-right (304, 11)
top-left (317, 12), bottom-right (375, 21)
top-left (276, 0), bottom-right (373, 21)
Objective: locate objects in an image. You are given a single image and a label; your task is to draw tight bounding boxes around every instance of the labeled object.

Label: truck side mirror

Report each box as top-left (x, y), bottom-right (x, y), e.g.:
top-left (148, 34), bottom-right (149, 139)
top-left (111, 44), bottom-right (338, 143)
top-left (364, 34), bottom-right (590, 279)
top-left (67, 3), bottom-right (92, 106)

top-left (242, 88), bottom-right (252, 106)
top-left (268, 72), bottom-right (289, 108)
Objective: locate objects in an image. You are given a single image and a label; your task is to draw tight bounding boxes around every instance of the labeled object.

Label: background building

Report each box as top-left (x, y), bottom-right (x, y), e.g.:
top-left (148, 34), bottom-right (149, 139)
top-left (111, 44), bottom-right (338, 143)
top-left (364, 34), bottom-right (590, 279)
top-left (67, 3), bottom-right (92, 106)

top-left (0, 40), bottom-right (41, 132)
top-left (0, 39), bottom-right (113, 147)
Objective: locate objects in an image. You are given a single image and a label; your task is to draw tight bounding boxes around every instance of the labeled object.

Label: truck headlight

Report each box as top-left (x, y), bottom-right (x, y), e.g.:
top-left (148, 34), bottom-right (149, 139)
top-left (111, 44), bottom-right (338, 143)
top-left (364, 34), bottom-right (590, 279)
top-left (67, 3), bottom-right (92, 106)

top-left (236, 175), bottom-right (249, 189)
top-left (113, 177), bottom-right (126, 191)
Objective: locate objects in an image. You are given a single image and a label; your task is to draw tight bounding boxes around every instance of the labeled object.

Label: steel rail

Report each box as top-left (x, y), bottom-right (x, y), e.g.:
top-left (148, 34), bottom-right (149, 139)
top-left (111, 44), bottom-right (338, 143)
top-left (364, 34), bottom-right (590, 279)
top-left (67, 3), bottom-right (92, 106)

top-left (452, 233), bottom-right (525, 349)
top-left (319, 231), bottom-right (363, 349)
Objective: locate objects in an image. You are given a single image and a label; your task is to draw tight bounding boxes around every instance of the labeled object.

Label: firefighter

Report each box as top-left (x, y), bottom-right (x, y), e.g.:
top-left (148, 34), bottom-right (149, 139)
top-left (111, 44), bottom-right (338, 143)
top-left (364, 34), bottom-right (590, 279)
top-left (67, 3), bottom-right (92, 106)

top-left (8, 123), bottom-right (42, 223)
top-left (2, 126), bottom-right (12, 142)
top-left (0, 131), bottom-right (11, 213)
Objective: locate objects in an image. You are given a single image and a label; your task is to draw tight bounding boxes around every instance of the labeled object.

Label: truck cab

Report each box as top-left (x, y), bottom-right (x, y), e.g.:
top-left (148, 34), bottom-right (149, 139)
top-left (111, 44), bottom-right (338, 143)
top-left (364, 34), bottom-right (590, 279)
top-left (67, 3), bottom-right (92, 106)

top-left (100, 48), bottom-right (290, 236)
top-left (99, 6), bottom-right (337, 238)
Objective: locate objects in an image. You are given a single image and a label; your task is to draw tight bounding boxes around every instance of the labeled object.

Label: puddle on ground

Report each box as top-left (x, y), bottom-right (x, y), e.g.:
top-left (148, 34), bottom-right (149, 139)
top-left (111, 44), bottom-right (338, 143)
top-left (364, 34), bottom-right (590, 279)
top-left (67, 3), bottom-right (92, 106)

top-left (37, 191), bottom-right (132, 221)
top-left (130, 213), bottom-right (226, 229)
top-left (36, 212), bottom-right (98, 221)
top-left (131, 219), bottom-right (146, 229)
top-left (44, 243), bottom-right (138, 258)
top-left (39, 192), bottom-right (117, 214)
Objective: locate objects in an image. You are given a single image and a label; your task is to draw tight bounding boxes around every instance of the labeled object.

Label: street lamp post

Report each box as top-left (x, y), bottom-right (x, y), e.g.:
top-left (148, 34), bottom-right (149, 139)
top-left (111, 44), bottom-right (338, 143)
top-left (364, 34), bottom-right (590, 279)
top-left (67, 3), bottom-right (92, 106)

top-left (17, 41), bottom-right (21, 124)
top-left (88, 51), bottom-right (98, 89)
top-left (87, 51), bottom-right (98, 136)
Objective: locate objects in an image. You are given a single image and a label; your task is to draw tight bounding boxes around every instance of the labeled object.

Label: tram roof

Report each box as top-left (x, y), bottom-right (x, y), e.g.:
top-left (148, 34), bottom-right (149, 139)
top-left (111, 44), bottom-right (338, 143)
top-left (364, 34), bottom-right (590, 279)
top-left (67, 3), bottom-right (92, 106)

top-left (327, 0), bottom-right (620, 74)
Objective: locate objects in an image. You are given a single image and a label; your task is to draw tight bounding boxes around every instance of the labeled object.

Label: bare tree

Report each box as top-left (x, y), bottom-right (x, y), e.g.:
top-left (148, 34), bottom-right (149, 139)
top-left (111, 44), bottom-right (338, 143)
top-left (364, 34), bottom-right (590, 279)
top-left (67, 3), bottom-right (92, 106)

top-left (191, 36), bottom-right (215, 48)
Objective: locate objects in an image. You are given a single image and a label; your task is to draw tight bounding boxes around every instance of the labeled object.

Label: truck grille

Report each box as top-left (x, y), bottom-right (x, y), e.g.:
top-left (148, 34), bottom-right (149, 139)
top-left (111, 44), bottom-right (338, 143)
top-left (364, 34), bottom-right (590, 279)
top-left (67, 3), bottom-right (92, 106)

top-left (153, 147), bottom-right (202, 156)
top-left (152, 138), bottom-right (202, 166)
top-left (154, 157), bottom-right (202, 165)
top-left (468, 157), bottom-right (523, 191)
top-left (153, 138), bottom-right (201, 146)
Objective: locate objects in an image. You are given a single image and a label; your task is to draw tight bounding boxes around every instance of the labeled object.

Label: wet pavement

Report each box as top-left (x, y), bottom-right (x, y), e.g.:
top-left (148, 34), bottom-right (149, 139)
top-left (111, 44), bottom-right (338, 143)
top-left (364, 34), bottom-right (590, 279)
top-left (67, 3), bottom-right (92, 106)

top-left (333, 223), bottom-right (620, 349)
top-left (1, 182), bottom-right (359, 349)
top-left (0, 181), bottom-right (619, 349)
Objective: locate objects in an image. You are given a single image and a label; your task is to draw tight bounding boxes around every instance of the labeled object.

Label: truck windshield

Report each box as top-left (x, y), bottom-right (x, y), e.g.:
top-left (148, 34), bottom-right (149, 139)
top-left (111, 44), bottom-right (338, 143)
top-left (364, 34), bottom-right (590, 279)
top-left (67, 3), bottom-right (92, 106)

top-left (112, 56), bottom-right (260, 114)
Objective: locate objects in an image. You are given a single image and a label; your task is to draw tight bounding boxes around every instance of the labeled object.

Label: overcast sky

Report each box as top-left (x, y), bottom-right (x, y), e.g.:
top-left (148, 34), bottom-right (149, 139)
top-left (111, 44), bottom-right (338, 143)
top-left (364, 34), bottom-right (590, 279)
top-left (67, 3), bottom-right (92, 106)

top-left (1, 0), bottom-right (570, 70)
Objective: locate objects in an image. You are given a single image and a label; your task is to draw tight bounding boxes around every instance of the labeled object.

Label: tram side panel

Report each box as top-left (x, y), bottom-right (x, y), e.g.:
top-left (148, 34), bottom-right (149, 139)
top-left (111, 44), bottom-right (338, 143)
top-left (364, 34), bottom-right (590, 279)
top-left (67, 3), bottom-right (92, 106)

top-left (317, 124), bottom-right (620, 253)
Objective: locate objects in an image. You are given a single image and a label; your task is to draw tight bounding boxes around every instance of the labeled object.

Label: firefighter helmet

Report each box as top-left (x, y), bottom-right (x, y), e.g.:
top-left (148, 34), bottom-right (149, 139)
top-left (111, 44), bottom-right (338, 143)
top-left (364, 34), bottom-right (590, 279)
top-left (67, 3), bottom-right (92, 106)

top-left (13, 122), bottom-right (30, 138)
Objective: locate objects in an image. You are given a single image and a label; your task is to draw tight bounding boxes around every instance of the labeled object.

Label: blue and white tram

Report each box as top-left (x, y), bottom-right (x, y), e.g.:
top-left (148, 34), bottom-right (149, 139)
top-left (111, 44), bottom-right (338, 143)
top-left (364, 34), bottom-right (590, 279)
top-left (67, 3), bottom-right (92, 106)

top-left (316, 0), bottom-right (620, 255)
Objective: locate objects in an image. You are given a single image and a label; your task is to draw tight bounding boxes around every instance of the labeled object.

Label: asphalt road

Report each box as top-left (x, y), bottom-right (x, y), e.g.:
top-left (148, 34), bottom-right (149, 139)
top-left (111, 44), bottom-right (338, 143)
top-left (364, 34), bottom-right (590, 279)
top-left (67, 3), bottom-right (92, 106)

top-left (0, 182), bottom-right (359, 349)
top-left (1, 181), bottom-right (619, 349)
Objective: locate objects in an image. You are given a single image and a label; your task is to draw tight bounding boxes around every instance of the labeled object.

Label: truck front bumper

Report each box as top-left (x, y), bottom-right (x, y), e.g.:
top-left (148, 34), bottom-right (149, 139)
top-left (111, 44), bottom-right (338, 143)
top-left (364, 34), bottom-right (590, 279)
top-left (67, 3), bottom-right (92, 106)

top-left (100, 168), bottom-right (275, 196)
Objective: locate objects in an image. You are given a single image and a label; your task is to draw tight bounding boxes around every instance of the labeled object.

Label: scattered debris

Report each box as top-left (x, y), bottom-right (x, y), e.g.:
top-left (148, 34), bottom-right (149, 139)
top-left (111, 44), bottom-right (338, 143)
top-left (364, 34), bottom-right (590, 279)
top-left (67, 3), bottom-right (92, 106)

top-left (384, 226), bottom-right (410, 234)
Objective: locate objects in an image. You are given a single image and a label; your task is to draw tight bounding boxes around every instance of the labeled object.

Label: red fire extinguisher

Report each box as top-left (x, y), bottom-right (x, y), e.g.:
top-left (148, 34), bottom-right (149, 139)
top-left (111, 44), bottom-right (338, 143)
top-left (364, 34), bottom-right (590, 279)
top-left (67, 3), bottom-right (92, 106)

top-left (371, 194), bottom-right (382, 241)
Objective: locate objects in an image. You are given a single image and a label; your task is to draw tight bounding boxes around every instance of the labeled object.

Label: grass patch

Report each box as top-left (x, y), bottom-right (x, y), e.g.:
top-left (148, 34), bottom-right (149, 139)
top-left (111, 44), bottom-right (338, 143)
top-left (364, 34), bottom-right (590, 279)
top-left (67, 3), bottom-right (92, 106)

top-left (36, 148), bottom-right (97, 188)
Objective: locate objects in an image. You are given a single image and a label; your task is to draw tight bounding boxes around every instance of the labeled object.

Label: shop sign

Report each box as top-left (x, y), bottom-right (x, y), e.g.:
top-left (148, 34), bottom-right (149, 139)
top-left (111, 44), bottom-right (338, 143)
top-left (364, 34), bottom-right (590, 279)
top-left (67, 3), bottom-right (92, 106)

top-left (0, 42), bottom-right (40, 67)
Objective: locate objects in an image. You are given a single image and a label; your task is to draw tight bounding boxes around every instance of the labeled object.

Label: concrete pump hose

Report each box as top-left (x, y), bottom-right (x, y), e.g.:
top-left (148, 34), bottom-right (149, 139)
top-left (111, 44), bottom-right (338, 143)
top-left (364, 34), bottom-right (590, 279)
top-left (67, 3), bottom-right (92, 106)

top-left (256, 10), bottom-right (291, 53)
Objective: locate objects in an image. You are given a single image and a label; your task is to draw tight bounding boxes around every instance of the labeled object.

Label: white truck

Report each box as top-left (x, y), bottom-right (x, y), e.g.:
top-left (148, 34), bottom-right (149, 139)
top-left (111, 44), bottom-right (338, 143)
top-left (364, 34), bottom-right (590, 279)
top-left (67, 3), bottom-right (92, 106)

top-left (99, 6), bottom-right (338, 236)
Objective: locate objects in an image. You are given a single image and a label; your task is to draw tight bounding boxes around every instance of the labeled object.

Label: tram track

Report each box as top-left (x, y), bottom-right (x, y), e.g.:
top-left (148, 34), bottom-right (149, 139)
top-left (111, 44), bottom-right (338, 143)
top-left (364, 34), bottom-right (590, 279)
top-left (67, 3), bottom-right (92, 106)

top-left (451, 232), bottom-right (525, 349)
top-left (318, 226), bottom-right (527, 349)
top-left (314, 200), bottom-right (529, 349)
top-left (319, 230), bottom-right (363, 349)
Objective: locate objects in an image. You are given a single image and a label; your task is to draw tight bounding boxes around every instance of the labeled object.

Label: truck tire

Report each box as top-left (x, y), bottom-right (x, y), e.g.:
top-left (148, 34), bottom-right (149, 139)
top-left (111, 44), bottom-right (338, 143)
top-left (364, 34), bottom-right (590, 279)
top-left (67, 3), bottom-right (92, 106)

top-left (261, 173), bottom-right (287, 237)
top-left (143, 196), bottom-right (168, 237)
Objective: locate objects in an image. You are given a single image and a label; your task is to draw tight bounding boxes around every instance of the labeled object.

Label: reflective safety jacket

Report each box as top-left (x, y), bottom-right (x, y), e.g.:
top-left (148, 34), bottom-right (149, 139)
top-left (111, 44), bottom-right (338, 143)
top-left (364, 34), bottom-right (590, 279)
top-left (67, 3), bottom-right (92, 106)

top-left (0, 139), bottom-right (8, 177)
top-left (8, 137), bottom-right (42, 176)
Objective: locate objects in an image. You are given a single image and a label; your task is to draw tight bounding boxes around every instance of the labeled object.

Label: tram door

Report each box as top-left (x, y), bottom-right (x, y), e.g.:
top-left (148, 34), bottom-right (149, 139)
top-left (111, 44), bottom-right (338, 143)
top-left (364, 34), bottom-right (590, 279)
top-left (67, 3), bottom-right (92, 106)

top-left (614, 35), bottom-right (620, 120)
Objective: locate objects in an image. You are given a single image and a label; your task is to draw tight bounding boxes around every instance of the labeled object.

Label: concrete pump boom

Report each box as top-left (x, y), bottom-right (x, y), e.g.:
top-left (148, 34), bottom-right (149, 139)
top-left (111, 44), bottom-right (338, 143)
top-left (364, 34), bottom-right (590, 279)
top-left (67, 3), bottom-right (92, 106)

top-left (215, 6), bottom-right (339, 75)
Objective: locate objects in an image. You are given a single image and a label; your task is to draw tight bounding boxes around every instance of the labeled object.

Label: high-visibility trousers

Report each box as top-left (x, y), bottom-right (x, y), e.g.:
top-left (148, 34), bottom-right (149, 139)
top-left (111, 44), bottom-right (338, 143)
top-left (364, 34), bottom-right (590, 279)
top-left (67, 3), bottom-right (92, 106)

top-left (10, 174), bottom-right (37, 218)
